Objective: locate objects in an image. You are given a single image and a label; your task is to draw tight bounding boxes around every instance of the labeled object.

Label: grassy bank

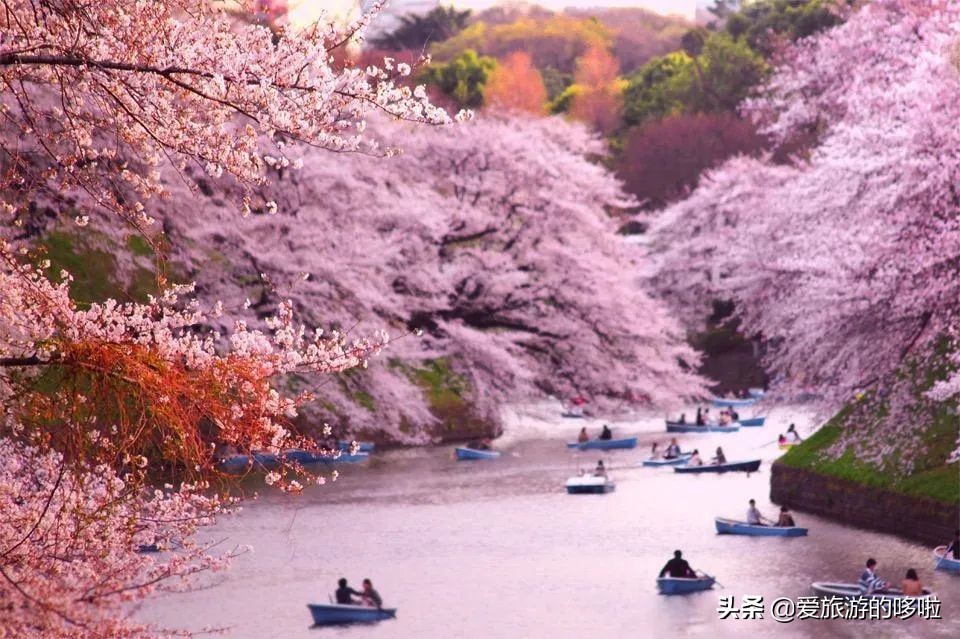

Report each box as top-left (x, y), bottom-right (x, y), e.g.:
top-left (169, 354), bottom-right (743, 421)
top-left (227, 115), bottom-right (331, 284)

top-left (779, 343), bottom-right (959, 504)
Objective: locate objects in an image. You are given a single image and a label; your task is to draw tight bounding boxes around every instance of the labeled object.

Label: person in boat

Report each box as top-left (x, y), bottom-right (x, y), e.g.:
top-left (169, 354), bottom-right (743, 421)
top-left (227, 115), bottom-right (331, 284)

top-left (578, 427), bottom-right (589, 443)
top-left (593, 460), bottom-right (607, 477)
top-left (678, 413), bottom-right (687, 424)
top-left (665, 438), bottom-right (681, 459)
top-left (361, 578), bottom-right (383, 608)
top-left (778, 433), bottom-right (788, 445)
top-left (687, 449), bottom-right (703, 466)
top-left (704, 409), bottom-right (717, 426)
top-left (659, 550), bottom-right (696, 578)
top-left (787, 423), bottom-right (803, 443)
top-left (746, 499), bottom-right (768, 526)
top-left (776, 506), bottom-right (796, 527)
top-left (599, 425), bottom-right (613, 440)
top-left (336, 577), bottom-right (362, 604)
top-left (650, 442), bottom-right (660, 459)
top-left (719, 411), bottom-right (731, 426)
top-left (901, 569), bottom-right (923, 597)
top-left (695, 408), bottom-right (704, 426)
top-left (731, 409), bottom-right (739, 422)
top-left (468, 438), bottom-right (491, 451)
top-left (858, 558), bottom-right (888, 594)
top-left (945, 529), bottom-right (960, 560)
top-left (711, 447), bottom-right (727, 465)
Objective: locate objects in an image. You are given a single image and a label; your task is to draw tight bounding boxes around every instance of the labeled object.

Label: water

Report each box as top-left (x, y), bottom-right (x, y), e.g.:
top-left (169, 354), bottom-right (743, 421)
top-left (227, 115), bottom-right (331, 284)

top-left (140, 406), bottom-right (958, 638)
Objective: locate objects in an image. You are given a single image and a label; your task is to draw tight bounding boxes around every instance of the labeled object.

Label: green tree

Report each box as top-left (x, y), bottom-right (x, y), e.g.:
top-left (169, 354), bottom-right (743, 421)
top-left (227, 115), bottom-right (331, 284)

top-left (620, 52), bottom-right (693, 126)
top-left (721, 0), bottom-right (847, 55)
top-left (420, 50), bottom-right (497, 109)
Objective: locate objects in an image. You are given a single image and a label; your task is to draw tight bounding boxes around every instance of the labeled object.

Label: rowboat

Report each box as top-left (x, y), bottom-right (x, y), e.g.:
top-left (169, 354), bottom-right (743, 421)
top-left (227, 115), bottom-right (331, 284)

top-left (933, 546), bottom-right (960, 571)
top-left (338, 441), bottom-right (375, 453)
top-left (284, 450), bottom-right (370, 464)
top-left (565, 474), bottom-right (615, 494)
top-left (657, 575), bottom-right (715, 595)
top-left (738, 417), bottom-right (766, 427)
top-left (748, 388), bottom-right (766, 398)
top-left (137, 543), bottom-right (162, 553)
top-left (307, 603), bottom-right (397, 625)
top-left (642, 453), bottom-right (693, 467)
top-left (217, 452), bottom-right (279, 473)
top-left (708, 424), bottom-right (740, 433)
top-left (566, 437), bottom-right (638, 450)
top-left (810, 582), bottom-right (935, 600)
top-left (674, 459), bottom-right (761, 474)
top-left (778, 442), bottom-right (796, 450)
top-left (712, 397), bottom-right (757, 408)
top-left (455, 447), bottom-right (501, 461)
top-left (715, 517), bottom-right (807, 536)
top-left (665, 421), bottom-right (705, 433)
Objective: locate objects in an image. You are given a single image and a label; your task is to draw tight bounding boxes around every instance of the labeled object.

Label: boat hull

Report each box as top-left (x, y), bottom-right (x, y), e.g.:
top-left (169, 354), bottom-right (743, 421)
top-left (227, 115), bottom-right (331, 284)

top-left (738, 417), bottom-right (766, 427)
top-left (642, 454), bottom-right (693, 467)
top-left (455, 447), bottom-right (501, 461)
top-left (565, 475), bottom-right (615, 494)
top-left (934, 546), bottom-right (960, 571)
top-left (665, 422), bottom-right (704, 433)
top-left (284, 450), bottom-right (370, 464)
top-left (708, 425), bottom-right (740, 433)
top-left (712, 397), bottom-right (757, 408)
top-left (566, 437), bottom-right (638, 450)
top-left (657, 577), bottom-right (715, 595)
top-left (674, 460), bottom-right (761, 474)
top-left (715, 518), bottom-right (807, 536)
top-left (810, 583), bottom-right (935, 600)
top-left (307, 604), bottom-right (396, 625)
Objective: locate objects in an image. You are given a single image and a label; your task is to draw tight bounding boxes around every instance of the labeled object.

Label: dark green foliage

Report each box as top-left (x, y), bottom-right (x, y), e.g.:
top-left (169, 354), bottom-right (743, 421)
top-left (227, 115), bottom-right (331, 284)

top-left (419, 49), bottom-right (496, 108)
top-left (372, 6), bottom-right (472, 51)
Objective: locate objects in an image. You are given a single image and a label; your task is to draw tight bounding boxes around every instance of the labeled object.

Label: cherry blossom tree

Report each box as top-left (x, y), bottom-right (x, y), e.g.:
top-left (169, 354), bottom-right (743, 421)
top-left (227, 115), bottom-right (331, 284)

top-left (652, 0), bottom-right (960, 466)
top-left (0, 1), bottom-right (449, 635)
top-left (138, 115), bottom-right (707, 439)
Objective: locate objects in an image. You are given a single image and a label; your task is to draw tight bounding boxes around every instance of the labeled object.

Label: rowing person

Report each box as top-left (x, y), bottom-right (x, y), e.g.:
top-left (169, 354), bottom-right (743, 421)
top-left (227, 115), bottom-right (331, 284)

top-left (578, 427), bottom-right (589, 443)
top-left (659, 550), bottom-right (696, 578)
top-left (945, 529), bottom-right (960, 560)
top-left (687, 449), bottom-right (703, 466)
top-left (650, 442), bottom-right (660, 459)
top-left (695, 408), bottom-right (705, 426)
top-left (776, 506), bottom-right (796, 527)
top-left (786, 423), bottom-right (803, 442)
top-left (599, 424), bottom-right (613, 440)
top-left (593, 460), bottom-right (607, 477)
top-left (361, 578), bottom-right (383, 608)
top-left (335, 577), bottom-right (362, 604)
top-left (711, 446), bottom-right (727, 465)
top-left (746, 499), bottom-right (771, 526)
top-left (858, 558), bottom-right (888, 594)
top-left (665, 438), bottom-right (681, 459)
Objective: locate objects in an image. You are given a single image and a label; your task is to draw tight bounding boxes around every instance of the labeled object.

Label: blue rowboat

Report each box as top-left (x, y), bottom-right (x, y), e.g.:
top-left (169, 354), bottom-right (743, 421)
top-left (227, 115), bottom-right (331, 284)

top-left (218, 452), bottom-right (278, 473)
top-left (338, 441), bottom-right (375, 453)
top-left (642, 453), bottom-right (693, 467)
top-left (565, 474), bottom-right (615, 494)
top-left (934, 546), bottom-right (960, 571)
top-left (712, 397), bottom-right (757, 408)
top-left (665, 421), bottom-right (706, 433)
top-left (811, 583), bottom-right (935, 600)
top-left (286, 450), bottom-right (370, 464)
top-left (566, 437), bottom-right (638, 450)
top-left (708, 424), bottom-right (740, 433)
top-left (455, 447), bottom-right (501, 461)
top-left (307, 603), bottom-right (396, 625)
top-left (657, 575), bottom-right (715, 595)
top-left (137, 543), bottom-right (162, 553)
top-left (674, 459), bottom-right (761, 474)
top-left (738, 417), bottom-right (766, 427)
top-left (715, 517), bottom-right (807, 536)
top-left (748, 388), bottom-right (766, 398)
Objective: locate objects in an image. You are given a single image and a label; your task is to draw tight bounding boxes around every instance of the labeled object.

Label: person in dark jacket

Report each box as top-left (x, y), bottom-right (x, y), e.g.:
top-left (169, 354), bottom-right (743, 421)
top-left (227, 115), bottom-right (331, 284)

top-left (946, 529), bottom-right (960, 560)
top-left (599, 425), bottom-right (612, 440)
top-left (361, 578), bottom-right (383, 608)
top-left (659, 550), bottom-right (696, 578)
top-left (335, 578), bottom-right (362, 604)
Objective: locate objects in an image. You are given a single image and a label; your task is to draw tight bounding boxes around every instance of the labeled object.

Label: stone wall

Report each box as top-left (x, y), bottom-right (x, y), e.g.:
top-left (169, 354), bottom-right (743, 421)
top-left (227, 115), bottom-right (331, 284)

top-left (770, 462), bottom-right (960, 546)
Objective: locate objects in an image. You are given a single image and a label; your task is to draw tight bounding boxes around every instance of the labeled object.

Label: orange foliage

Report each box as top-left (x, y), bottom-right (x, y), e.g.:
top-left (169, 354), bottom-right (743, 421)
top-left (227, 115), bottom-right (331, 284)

top-left (569, 46), bottom-right (622, 134)
top-left (485, 52), bottom-right (547, 114)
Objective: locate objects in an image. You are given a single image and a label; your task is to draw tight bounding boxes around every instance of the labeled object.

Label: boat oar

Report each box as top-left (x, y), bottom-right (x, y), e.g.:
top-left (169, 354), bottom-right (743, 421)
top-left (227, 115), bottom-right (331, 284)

top-left (934, 546), bottom-right (948, 571)
top-left (699, 570), bottom-right (724, 589)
